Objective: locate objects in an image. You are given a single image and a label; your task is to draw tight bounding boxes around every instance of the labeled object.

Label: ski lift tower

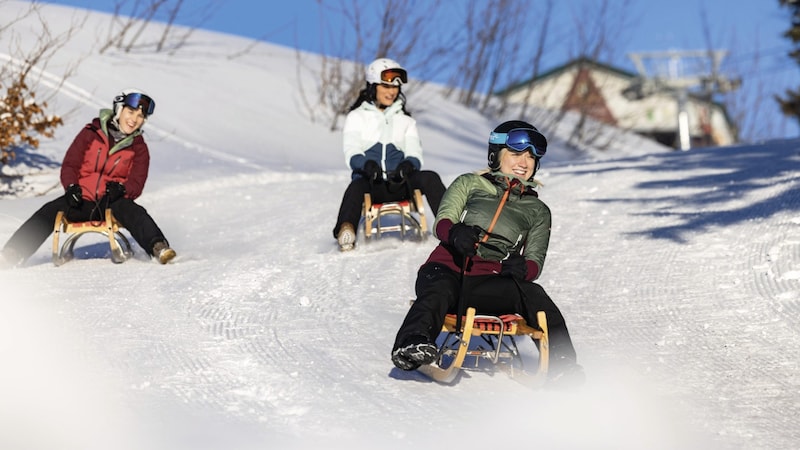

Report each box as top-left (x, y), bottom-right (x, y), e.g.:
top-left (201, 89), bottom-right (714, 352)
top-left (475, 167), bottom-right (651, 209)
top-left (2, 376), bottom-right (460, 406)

top-left (624, 50), bottom-right (739, 150)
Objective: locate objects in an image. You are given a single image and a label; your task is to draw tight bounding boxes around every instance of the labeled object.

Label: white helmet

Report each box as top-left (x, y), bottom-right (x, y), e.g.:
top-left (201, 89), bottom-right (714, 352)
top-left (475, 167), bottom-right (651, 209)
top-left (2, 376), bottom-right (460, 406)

top-left (365, 58), bottom-right (408, 86)
top-left (113, 88), bottom-right (156, 121)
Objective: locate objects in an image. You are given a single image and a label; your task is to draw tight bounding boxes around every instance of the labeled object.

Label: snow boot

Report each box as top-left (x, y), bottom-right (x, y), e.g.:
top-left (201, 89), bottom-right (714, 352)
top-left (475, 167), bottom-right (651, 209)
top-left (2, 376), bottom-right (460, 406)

top-left (392, 335), bottom-right (438, 371)
top-left (337, 222), bottom-right (356, 252)
top-left (152, 241), bottom-right (176, 264)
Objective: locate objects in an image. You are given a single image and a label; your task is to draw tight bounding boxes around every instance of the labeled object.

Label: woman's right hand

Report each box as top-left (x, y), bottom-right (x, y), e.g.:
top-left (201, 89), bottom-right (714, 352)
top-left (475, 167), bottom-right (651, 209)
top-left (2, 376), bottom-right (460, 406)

top-left (362, 160), bottom-right (381, 182)
top-left (448, 222), bottom-right (481, 257)
top-left (65, 184), bottom-right (83, 208)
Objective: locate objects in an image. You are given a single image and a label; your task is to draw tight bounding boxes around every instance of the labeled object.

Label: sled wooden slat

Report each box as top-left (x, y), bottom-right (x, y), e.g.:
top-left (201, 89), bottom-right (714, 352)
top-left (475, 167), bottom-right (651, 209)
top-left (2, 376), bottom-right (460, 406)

top-left (419, 307), bottom-right (549, 384)
top-left (418, 307), bottom-right (476, 384)
top-left (52, 208), bottom-right (132, 266)
top-left (362, 188), bottom-right (427, 241)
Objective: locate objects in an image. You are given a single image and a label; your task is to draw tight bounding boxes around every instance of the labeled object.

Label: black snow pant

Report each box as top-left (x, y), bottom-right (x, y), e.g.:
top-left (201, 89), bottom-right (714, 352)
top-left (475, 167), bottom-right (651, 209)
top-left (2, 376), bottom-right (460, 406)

top-left (393, 262), bottom-right (577, 363)
top-left (2, 195), bottom-right (169, 264)
top-left (332, 170), bottom-right (445, 238)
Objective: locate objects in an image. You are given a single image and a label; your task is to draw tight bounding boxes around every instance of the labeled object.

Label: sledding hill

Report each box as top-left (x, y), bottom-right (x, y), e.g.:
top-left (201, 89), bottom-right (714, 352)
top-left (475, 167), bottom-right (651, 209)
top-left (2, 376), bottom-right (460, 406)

top-left (1, 2), bottom-right (799, 449)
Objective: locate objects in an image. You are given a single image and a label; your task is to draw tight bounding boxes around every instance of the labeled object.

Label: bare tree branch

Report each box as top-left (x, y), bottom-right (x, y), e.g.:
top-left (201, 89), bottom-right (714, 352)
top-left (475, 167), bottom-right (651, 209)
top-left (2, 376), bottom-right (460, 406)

top-left (0, 2), bottom-right (85, 184)
top-left (296, 0), bottom-right (451, 130)
top-left (98, 0), bottom-right (218, 54)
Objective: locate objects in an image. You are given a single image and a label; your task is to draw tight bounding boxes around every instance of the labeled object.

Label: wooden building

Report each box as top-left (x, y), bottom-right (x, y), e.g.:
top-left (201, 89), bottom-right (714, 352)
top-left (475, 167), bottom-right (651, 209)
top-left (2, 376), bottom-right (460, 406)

top-left (499, 57), bottom-right (737, 149)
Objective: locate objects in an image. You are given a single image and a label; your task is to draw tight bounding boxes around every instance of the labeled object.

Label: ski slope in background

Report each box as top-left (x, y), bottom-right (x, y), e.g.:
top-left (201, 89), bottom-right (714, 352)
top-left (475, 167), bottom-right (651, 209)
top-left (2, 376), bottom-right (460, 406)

top-left (1, 2), bottom-right (799, 449)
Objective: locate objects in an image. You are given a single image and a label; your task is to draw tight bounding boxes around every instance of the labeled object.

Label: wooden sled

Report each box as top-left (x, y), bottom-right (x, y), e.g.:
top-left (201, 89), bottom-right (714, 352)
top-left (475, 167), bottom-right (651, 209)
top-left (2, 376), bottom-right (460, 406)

top-left (52, 208), bottom-right (133, 266)
top-left (362, 188), bottom-right (428, 242)
top-left (418, 307), bottom-right (549, 385)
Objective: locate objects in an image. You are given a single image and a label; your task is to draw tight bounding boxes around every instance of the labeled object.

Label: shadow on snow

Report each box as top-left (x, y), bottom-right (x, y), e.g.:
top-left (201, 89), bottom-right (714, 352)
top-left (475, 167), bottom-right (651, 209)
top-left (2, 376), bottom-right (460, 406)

top-left (557, 138), bottom-right (800, 243)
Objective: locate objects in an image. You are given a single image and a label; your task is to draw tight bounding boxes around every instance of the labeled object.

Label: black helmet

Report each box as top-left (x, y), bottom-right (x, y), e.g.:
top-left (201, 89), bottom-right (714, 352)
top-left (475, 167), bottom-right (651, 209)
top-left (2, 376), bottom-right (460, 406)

top-left (113, 88), bottom-right (155, 122)
top-left (487, 120), bottom-right (547, 178)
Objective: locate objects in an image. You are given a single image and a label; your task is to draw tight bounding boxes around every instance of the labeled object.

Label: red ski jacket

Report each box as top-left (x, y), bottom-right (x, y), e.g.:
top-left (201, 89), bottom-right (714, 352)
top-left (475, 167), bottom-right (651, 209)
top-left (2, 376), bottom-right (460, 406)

top-left (60, 110), bottom-right (150, 201)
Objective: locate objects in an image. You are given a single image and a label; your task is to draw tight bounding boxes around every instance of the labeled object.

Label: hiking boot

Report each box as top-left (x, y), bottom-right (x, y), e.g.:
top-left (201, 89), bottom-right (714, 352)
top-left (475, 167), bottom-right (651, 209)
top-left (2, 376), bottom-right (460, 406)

top-left (337, 222), bottom-right (356, 252)
top-left (152, 241), bottom-right (176, 264)
top-left (391, 335), bottom-right (438, 371)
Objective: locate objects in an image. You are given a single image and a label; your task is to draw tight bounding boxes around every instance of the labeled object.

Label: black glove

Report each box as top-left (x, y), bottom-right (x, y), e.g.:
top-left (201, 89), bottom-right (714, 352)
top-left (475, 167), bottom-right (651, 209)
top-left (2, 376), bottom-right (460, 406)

top-left (105, 181), bottom-right (126, 203)
top-left (448, 222), bottom-right (481, 257)
top-left (65, 184), bottom-right (83, 208)
top-left (362, 160), bottom-right (381, 183)
top-left (501, 253), bottom-right (527, 280)
top-left (394, 160), bottom-right (416, 181)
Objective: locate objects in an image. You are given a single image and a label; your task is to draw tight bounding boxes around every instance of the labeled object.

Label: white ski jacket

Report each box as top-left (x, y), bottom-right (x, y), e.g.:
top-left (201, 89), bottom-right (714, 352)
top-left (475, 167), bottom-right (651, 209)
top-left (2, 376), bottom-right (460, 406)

top-left (341, 99), bottom-right (423, 180)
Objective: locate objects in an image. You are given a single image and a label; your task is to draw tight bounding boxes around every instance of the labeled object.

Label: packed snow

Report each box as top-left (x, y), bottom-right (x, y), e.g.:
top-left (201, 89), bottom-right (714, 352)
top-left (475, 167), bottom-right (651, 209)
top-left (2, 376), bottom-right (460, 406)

top-left (1, 2), bottom-right (799, 449)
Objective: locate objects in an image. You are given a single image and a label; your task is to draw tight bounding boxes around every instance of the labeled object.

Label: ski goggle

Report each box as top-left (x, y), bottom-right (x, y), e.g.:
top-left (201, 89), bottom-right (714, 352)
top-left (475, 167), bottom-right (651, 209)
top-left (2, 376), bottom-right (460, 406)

top-left (116, 92), bottom-right (155, 116)
top-left (380, 68), bottom-right (407, 85)
top-left (488, 128), bottom-right (546, 157)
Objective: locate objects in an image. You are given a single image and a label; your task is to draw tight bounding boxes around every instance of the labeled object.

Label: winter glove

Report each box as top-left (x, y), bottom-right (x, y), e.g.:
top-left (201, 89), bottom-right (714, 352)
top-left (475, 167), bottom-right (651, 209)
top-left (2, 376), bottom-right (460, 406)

top-left (448, 222), bottom-right (481, 257)
top-left (394, 160), bottom-right (417, 181)
top-left (500, 253), bottom-right (527, 280)
top-left (362, 160), bottom-right (382, 183)
top-left (105, 181), bottom-right (126, 203)
top-left (65, 184), bottom-right (83, 208)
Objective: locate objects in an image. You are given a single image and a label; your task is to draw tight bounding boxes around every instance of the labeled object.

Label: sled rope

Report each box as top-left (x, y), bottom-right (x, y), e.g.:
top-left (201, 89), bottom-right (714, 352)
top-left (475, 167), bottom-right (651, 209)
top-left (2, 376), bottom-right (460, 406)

top-left (458, 177), bottom-right (514, 331)
top-left (479, 176), bottom-right (513, 244)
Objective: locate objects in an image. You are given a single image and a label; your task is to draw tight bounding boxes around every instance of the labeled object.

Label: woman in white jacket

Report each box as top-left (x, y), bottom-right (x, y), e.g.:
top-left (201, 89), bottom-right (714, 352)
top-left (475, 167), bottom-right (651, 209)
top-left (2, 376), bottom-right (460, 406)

top-left (333, 58), bottom-right (445, 251)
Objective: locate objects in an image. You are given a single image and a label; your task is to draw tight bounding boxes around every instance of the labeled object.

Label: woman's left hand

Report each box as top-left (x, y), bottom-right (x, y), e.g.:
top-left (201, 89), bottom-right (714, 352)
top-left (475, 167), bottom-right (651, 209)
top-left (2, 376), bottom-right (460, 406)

top-left (395, 160), bottom-right (416, 181)
top-left (500, 253), bottom-right (527, 280)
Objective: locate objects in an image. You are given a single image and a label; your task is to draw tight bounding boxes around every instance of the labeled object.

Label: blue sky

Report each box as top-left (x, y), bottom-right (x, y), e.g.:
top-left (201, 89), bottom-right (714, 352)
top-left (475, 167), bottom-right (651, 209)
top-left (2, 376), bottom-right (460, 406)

top-left (37, 0), bottom-right (800, 139)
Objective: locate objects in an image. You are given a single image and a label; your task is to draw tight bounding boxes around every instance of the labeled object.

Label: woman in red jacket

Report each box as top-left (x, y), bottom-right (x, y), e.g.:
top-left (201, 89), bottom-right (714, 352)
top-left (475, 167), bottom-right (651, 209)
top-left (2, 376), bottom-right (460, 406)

top-left (1, 88), bottom-right (175, 267)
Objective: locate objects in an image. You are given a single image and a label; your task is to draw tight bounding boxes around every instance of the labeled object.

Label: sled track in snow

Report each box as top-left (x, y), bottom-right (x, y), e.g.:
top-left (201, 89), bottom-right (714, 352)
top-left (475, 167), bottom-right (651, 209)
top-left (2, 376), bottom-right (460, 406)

top-left (749, 227), bottom-right (800, 329)
top-left (543, 156), bottom-right (800, 449)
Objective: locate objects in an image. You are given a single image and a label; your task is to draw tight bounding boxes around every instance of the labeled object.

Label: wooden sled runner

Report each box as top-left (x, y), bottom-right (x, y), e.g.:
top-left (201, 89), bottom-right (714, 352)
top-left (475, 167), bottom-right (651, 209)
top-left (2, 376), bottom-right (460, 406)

top-left (361, 188), bottom-right (428, 242)
top-left (418, 307), bottom-right (549, 385)
top-left (52, 208), bottom-right (133, 266)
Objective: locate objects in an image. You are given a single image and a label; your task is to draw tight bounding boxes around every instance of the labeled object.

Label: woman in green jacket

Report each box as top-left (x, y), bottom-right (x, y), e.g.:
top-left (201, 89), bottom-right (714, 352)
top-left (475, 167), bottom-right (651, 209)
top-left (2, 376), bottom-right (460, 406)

top-left (391, 120), bottom-right (582, 386)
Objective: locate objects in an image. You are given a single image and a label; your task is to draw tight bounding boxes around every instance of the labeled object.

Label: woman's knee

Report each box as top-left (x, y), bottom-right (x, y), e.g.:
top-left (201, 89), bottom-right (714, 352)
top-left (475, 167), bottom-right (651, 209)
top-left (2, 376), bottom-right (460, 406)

top-left (415, 264), bottom-right (459, 302)
top-left (519, 283), bottom-right (565, 318)
top-left (345, 178), bottom-right (371, 194)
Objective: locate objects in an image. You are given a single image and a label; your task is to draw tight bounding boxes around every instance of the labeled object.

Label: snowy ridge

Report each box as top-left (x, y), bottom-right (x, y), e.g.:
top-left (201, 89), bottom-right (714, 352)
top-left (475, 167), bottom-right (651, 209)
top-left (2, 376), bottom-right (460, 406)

top-left (1, 2), bottom-right (799, 449)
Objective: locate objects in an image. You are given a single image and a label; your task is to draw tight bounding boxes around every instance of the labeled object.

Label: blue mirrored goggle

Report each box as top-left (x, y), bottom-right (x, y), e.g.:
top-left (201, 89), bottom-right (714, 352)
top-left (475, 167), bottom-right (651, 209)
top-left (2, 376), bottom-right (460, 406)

top-left (118, 92), bottom-right (155, 116)
top-left (488, 128), bottom-right (546, 157)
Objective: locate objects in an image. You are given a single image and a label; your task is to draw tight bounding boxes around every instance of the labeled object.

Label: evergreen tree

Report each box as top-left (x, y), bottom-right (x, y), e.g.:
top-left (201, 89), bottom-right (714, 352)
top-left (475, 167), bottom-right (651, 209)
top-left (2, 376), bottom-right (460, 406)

top-left (776, 0), bottom-right (800, 125)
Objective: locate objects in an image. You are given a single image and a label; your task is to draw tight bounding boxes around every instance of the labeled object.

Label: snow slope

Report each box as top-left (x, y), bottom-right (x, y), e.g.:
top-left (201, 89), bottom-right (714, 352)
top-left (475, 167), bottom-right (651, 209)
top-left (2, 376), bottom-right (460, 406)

top-left (1, 2), bottom-right (799, 449)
